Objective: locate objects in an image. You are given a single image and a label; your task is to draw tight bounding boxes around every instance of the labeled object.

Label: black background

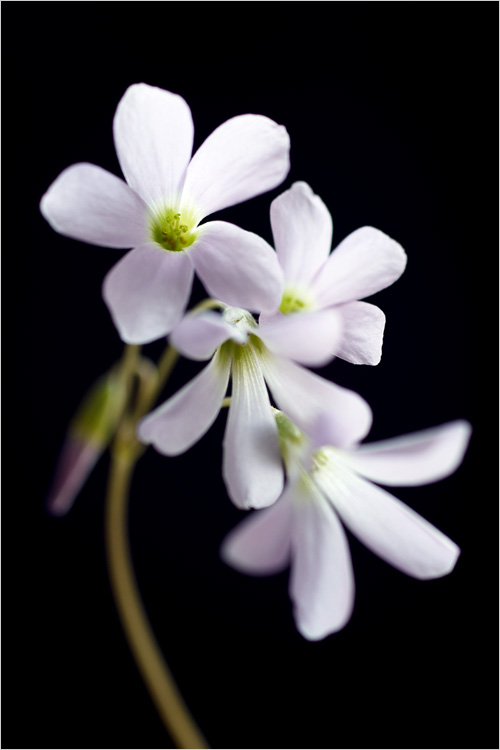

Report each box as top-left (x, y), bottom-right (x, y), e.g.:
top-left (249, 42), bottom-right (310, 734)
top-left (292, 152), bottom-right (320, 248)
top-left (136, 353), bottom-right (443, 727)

top-left (3, 3), bottom-right (499, 749)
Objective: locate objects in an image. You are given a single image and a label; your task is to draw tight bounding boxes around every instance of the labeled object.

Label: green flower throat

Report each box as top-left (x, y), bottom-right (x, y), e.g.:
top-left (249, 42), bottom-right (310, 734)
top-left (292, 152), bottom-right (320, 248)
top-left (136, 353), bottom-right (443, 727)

top-left (150, 208), bottom-right (197, 252)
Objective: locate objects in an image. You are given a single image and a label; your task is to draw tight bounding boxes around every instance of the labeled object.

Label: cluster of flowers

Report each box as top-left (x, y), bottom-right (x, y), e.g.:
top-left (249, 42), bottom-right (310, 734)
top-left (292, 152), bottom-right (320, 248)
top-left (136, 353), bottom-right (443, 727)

top-left (41, 84), bottom-right (471, 640)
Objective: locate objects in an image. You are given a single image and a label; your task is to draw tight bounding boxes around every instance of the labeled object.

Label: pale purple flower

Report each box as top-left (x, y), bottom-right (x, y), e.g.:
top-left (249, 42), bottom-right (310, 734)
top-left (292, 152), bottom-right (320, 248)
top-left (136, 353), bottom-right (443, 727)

top-left (138, 306), bottom-right (372, 510)
top-left (40, 83), bottom-right (290, 344)
top-left (221, 410), bottom-right (471, 640)
top-left (259, 182), bottom-right (408, 365)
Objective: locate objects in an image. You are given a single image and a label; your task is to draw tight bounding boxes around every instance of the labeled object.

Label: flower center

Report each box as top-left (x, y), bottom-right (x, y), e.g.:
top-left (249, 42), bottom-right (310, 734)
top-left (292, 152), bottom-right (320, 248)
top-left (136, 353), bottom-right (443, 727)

top-left (149, 208), bottom-right (197, 252)
top-left (279, 285), bottom-right (315, 314)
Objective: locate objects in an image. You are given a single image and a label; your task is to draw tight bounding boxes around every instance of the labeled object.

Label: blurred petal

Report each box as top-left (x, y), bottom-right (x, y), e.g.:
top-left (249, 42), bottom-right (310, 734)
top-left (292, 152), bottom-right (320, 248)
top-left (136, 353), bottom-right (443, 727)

top-left (290, 478), bottom-right (355, 640)
top-left (137, 352), bottom-right (230, 455)
top-left (102, 245), bottom-right (193, 344)
top-left (335, 301), bottom-right (386, 365)
top-left (344, 420), bottom-right (472, 487)
top-left (183, 114), bottom-right (290, 222)
top-left (46, 438), bottom-right (101, 516)
top-left (171, 310), bottom-right (246, 361)
top-left (40, 163), bottom-right (149, 248)
top-left (190, 221), bottom-right (284, 313)
top-left (113, 83), bottom-right (194, 208)
top-left (258, 309), bottom-right (343, 367)
top-left (311, 227), bottom-right (407, 307)
top-left (270, 182), bottom-right (333, 285)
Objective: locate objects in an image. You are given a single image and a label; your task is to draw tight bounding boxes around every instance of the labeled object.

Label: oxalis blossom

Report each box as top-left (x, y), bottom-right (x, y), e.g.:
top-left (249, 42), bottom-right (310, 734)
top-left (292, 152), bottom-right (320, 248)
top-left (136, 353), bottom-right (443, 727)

top-left (259, 181), bottom-right (407, 365)
top-left (40, 83), bottom-right (290, 344)
top-left (138, 305), bottom-right (372, 510)
top-left (221, 410), bottom-right (471, 640)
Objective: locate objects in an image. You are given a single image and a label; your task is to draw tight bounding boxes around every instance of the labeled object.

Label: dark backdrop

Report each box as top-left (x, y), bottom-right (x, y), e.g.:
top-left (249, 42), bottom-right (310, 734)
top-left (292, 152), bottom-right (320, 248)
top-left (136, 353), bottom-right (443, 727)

top-left (3, 3), bottom-right (498, 749)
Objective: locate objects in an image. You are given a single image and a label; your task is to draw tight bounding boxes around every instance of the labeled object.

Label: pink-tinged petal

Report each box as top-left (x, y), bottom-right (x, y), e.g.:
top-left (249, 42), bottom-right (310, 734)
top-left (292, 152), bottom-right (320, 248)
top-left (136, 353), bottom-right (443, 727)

top-left (290, 478), bottom-right (355, 640)
top-left (137, 352), bottom-right (230, 455)
top-left (223, 347), bottom-right (283, 509)
top-left (261, 354), bottom-right (372, 447)
top-left (40, 163), bottom-right (149, 248)
top-left (183, 114), bottom-right (290, 222)
top-left (46, 438), bottom-right (101, 516)
top-left (316, 462), bottom-right (460, 579)
top-left (170, 310), bottom-right (246, 361)
top-left (258, 309), bottom-right (343, 367)
top-left (335, 301), bottom-right (386, 366)
top-left (311, 227), bottom-right (407, 307)
top-left (220, 489), bottom-right (293, 576)
top-left (190, 221), bottom-right (284, 313)
top-left (344, 420), bottom-right (472, 487)
top-left (113, 83), bottom-right (194, 208)
top-left (102, 245), bottom-right (193, 344)
top-left (270, 182), bottom-right (333, 286)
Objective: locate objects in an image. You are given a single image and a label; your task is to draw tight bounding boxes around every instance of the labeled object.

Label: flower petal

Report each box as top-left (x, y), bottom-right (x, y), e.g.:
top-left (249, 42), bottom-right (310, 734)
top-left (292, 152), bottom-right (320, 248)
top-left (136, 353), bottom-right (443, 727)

top-left (220, 489), bottom-right (293, 576)
top-left (335, 301), bottom-right (386, 365)
top-left (40, 163), bottom-right (149, 248)
top-left (137, 352), bottom-right (230, 455)
top-left (311, 227), bottom-right (407, 307)
top-left (182, 114), bottom-right (290, 222)
top-left (171, 310), bottom-right (247, 361)
top-left (290, 478), bottom-right (355, 640)
top-left (258, 309), bottom-right (343, 367)
top-left (261, 354), bottom-right (372, 447)
top-left (270, 182), bottom-right (333, 286)
top-left (190, 221), bottom-right (284, 313)
top-left (223, 347), bottom-right (283, 509)
top-left (316, 461), bottom-right (460, 579)
top-left (113, 83), bottom-right (194, 208)
top-left (102, 245), bottom-right (194, 344)
top-left (344, 420), bottom-right (472, 487)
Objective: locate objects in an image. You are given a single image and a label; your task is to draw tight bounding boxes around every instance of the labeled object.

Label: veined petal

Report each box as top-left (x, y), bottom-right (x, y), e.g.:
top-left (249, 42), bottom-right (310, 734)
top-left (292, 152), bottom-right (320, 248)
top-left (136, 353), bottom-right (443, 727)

top-left (40, 163), bottom-right (149, 248)
top-left (220, 488), bottom-right (293, 576)
top-left (183, 114), bottom-right (290, 222)
top-left (258, 309), bottom-right (343, 367)
top-left (137, 352), bottom-right (230, 455)
top-left (113, 83), bottom-right (194, 208)
top-left (335, 301), bottom-right (386, 366)
top-left (223, 347), bottom-right (283, 509)
top-left (270, 182), bottom-right (333, 286)
top-left (261, 354), bottom-right (372, 447)
top-left (171, 310), bottom-right (247, 361)
top-left (311, 227), bottom-right (407, 307)
top-left (344, 420), bottom-right (472, 487)
top-left (190, 221), bottom-right (284, 313)
top-left (102, 245), bottom-right (193, 344)
top-left (290, 477), bottom-right (355, 640)
top-left (315, 462), bottom-right (460, 579)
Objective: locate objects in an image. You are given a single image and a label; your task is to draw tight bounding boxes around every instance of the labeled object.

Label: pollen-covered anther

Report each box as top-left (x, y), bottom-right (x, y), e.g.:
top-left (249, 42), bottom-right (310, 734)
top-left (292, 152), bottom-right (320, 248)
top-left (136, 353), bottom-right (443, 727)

top-left (150, 208), bottom-right (197, 252)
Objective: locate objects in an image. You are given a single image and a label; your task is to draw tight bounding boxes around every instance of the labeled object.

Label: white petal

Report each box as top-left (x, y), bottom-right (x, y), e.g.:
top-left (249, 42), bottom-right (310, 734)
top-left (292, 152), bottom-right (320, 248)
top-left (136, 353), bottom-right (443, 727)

top-left (335, 301), bottom-right (386, 365)
top-left (40, 163), bottom-right (149, 248)
top-left (315, 462), bottom-right (460, 579)
top-left (137, 352), bottom-right (230, 455)
top-left (270, 182), bottom-right (333, 285)
top-left (102, 245), bottom-right (193, 344)
top-left (258, 309), bottom-right (343, 367)
top-left (223, 347), bottom-right (283, 509)
top-left (183, 114), bottom-right (290, 222)
top-left (344, 420), bottom-right (472, 487)
top-left (113, 83), bottom-right (193, 208)
top-left (220, 489), bottom-right (293, 576)
top-left (190, 221), bottom-right (284, 313)
top-left (311, 227), bottom-right (407, 307)
top-left (170, 310), bottom-right (246, 361)
top-left (261, 354), bottom-right (372, 447)
top-left (290, 478), bottom-right (355, 640)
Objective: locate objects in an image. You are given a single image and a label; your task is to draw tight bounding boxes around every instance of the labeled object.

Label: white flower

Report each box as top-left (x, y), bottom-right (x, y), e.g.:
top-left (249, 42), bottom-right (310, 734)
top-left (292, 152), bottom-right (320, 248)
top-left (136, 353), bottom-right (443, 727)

top-left (137, 307), bottom-right (372, 510)
top-left (259, 182), bottom-right (408, 365)
top-left (221, 410), bottom-right (471, 640)
top-left (40, 84), bottom-right (290, 344)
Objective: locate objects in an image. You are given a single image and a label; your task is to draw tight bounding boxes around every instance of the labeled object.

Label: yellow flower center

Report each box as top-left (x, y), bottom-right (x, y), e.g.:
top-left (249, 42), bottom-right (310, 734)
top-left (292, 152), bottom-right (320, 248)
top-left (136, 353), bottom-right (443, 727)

top-left (149, 207), bottom-right (198, 252)
top-left (279, 285), bottom-right (315, 314)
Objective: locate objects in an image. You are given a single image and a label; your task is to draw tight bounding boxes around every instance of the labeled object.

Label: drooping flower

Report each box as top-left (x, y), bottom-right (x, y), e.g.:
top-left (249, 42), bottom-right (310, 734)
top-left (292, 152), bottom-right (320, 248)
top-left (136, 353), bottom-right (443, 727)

top-left (259, 181), bottom-right (408, 365)
top-left (221, 410), bottom-right (471, 640)
top-left (137, 306), bottom-right (372, 510)
top-left (40, 83), bottom-right (290, 344)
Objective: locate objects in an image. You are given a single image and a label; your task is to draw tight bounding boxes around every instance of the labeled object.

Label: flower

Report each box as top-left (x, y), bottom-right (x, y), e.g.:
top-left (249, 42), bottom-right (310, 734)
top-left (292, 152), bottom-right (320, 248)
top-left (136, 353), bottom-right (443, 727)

top-left (221, 410), bottom-right (471, 640)
top-left (40, 83), bottom-right (290, 344)
top-left (137, 306), bottom-right (372, 510)
top-left (259, 182), bottom-right (408, 365)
